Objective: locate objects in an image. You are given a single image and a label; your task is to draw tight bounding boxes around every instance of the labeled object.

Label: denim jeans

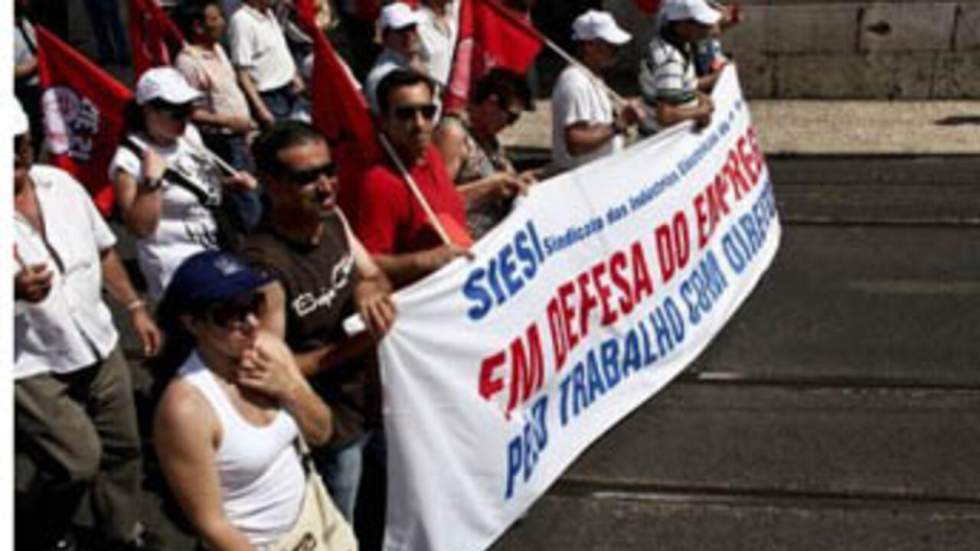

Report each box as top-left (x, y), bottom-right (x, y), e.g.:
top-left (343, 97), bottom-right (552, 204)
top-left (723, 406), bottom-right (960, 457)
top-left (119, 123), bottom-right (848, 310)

top-left (260, 86), bottom-right (303, 122)
top-left (314, 432), bottom-right (372, 522)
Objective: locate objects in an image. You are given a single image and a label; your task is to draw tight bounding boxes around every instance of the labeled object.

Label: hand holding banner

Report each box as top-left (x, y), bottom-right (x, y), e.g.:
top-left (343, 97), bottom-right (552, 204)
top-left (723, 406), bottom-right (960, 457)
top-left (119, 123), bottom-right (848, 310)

top-left (380, 67), bottom-right (781, 551)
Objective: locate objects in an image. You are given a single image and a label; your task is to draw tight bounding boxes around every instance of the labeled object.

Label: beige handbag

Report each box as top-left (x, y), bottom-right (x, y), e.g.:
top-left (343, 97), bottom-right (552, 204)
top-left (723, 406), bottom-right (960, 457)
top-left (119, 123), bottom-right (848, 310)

top-left (260, 439), bottom-right (358, 551)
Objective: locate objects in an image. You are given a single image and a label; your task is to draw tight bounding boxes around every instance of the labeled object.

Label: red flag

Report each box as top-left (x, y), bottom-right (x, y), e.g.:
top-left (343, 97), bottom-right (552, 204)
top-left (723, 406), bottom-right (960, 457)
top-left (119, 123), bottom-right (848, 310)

top-left (129, 0), bottom-right (185, 79)
top-left (634, 0), bottom-right (662, 13)
top-left (36, 26), bottom-right (133, 217)
top-left (294, 0), bottom-right (380, 165)
top-left (443, 0), bottom-right (543, 112)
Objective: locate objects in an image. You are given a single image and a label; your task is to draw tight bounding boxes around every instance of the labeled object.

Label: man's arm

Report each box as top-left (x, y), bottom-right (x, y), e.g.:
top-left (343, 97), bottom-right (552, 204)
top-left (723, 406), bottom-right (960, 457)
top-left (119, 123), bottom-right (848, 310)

top-left (564, 121), bottom-right (620, 157)
top-left (655, 91), bottom-right (714, 129)
top-left (372, 244), bottom-right (470, 288)
top-left (237, 70), bottom-right (276, 128)
top-left (256, 281), bottom-right (375, 377)
top-left (101, 247), bottom-right (161, 357)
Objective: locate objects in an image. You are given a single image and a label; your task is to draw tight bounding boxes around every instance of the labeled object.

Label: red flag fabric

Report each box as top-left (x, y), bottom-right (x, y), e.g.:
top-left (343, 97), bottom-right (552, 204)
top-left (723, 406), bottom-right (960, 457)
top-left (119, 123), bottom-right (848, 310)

top-left (443, 0), bottom-right (543, 113)
top-left (36, 26), bottom-right (133, 217)
top-left (634, 0), bottom-right (662, 13)
top-left (129, 0), bottom-right (185, 79)
top-left (294, 0), bottom-right (381, 165)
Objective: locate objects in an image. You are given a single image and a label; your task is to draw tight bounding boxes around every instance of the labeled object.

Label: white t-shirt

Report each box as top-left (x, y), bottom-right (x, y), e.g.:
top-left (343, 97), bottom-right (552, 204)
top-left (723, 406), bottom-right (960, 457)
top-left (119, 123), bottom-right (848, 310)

top-left (417, 2), bottom-right (459, 86)
top-left (15, 166), bottom-right (119, 379)
top-left (109, 125), bottom-right (221, 301)
top-left (550, 64), bottom-right (623, 171)
top-left (228, 4), bottom-right (297, 92)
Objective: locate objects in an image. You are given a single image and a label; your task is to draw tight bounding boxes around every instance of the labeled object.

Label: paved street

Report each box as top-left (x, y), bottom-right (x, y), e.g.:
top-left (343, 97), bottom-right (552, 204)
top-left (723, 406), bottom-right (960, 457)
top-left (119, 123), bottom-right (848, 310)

top-left (489, 154), bottom-right (980, 550)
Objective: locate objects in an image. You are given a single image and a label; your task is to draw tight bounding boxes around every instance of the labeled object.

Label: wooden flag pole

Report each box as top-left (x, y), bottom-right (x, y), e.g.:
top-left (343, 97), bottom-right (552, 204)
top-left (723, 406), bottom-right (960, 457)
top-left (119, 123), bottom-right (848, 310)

top-left (378, 133), bottom-right (454, 247)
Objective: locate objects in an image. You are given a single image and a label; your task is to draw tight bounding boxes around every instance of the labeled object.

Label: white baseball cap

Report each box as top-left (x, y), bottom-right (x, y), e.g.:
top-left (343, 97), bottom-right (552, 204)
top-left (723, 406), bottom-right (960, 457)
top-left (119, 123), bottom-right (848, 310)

top-left (379, 2), bottom-right (421, 31)
top-left (572, 10), bottom-right (632, 45)
top-left (661, 0), bottom-right (722, 26)
top-left (12, 98), bottom-right (30, 137)
top-left (135, 67), bottom-right (203, 106)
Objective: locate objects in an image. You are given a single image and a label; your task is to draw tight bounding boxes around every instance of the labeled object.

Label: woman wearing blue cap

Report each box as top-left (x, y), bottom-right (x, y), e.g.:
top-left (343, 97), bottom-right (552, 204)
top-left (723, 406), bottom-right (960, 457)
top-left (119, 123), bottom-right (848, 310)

top-left (152, 250), bottom-right (356, 550)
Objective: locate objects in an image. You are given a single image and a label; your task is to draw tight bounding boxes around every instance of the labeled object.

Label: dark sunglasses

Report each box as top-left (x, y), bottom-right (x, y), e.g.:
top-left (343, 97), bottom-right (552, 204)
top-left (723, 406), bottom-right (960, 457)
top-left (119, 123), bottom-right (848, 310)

top-left (495, 97), bottom-right (523, 125)
top-left (286, 162), bottom-right (337, 187)
top-left (152, 101), bottom-right (194, 120)
top-left (205, 291), bottom-right (265, 329)
top-left (392, 103), bottom-right (438, 122)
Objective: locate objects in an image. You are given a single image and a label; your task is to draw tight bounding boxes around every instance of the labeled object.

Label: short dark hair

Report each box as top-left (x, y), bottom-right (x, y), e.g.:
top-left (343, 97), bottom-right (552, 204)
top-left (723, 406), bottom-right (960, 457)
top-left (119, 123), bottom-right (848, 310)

top-left (251, 121), bottom-right (326, 176)
top-left (175, 0), bottom-right (221, 38)
top-left (376, 69), bottom-right (435, 117)
top-left (472, 68), bottom-right (533, 111)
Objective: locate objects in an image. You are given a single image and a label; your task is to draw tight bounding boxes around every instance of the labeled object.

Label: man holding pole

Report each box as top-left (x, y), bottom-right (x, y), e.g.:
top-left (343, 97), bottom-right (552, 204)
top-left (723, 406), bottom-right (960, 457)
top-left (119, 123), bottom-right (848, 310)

top-left (341, 69), bottom-right (526, 287)
top-left (550, 10), bottom-right (645, 172)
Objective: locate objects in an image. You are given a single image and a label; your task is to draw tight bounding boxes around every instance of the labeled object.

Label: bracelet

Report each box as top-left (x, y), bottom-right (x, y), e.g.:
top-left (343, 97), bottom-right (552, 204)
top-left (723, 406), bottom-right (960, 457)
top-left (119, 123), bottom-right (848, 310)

top-left (126, 299), bottom-right (146, 312)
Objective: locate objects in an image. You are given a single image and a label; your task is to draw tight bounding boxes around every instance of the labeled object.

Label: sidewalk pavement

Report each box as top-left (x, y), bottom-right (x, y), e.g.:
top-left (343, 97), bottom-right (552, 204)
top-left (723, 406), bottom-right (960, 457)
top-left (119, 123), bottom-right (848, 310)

top-left (501, 99), bottom-right (980, 156)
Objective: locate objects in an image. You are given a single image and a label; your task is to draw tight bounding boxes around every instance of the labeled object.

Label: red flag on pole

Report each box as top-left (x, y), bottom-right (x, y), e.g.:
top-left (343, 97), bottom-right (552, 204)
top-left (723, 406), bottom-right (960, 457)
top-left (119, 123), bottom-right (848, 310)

top-left (36, 26), bottom-right (133, 217)
top-left (294, 0), bottom-right (381, 165)
top-left (129, 0), bottom-right (185, 79)
top-left (443, 0), bottom-right (543, 113)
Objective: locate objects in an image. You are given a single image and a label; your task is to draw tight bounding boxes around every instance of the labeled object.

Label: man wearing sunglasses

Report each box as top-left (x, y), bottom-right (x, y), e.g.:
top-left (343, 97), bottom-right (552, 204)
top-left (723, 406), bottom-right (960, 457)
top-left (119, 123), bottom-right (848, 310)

top-left (342, 69), bottom-right (527, 288)
top-left (241, 121), bottom-right (396, 525)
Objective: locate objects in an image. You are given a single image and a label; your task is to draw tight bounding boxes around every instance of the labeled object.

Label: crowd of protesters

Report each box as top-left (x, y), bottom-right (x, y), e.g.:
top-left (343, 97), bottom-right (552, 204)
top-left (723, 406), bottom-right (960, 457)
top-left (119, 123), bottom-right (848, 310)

top-left (13, 0), bottom-right (740, 549)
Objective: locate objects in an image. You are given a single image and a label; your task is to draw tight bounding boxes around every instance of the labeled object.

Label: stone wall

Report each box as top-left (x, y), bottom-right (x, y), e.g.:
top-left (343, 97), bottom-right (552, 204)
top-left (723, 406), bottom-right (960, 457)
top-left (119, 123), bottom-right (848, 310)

top-left (603, 1), bottom-right (980, 99)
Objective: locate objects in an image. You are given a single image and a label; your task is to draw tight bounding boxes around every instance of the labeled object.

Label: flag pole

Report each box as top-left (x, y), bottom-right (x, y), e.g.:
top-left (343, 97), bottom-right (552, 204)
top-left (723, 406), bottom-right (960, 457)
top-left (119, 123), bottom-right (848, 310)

top-left (479, 0), bottom-right (629, 108)
top-left (378, 134), bottom-right (454, 247)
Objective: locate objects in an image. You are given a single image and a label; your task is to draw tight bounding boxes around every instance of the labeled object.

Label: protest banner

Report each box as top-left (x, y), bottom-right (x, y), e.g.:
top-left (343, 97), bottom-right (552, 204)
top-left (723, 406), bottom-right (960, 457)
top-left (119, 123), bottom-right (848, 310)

top-left (378, 66), bottom-right (781, 551)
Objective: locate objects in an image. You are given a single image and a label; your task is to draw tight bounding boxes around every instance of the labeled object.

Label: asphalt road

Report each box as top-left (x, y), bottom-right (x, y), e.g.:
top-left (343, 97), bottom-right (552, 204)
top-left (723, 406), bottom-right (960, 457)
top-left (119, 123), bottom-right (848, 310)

top-left (489, 154), bottom-right (980, 550)
top-left (15, 155), bottom-right (980, 550)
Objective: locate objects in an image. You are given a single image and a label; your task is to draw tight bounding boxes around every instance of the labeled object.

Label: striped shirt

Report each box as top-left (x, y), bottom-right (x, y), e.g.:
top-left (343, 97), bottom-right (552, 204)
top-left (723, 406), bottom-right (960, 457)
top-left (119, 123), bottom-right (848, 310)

top-left (639, 34), bottom-right (698, 133)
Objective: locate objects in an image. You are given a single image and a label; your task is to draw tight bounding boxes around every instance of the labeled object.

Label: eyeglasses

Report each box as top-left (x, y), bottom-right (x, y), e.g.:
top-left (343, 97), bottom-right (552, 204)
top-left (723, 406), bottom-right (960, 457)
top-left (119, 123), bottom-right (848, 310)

top-left (392, 103), bottom-right (438, 122)
top-left (152, 101), bottom-right (194, 120)
top-left (286, 162), bottom-right (337, 187)
top-left (205, 292), bottom-right (265, 329)
top-left (496, 98), bottom-right (523, 126)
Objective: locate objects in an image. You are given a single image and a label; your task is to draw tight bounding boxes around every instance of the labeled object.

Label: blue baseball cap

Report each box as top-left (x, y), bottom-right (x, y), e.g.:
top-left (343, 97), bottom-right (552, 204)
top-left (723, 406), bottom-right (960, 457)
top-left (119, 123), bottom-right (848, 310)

top-left (160, 251), bottom-right (272, 316)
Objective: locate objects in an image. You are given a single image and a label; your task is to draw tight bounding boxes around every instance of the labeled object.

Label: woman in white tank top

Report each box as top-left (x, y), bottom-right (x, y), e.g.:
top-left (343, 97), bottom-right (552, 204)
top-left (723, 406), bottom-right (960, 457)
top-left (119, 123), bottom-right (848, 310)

top-left (152, 251), bottom-right (335, 550)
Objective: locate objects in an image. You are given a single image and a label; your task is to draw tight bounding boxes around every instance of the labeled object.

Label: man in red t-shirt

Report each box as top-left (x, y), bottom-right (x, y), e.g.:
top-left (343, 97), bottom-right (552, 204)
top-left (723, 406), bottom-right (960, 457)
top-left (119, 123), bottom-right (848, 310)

top-left (341, 69), bottom-right (525, 287)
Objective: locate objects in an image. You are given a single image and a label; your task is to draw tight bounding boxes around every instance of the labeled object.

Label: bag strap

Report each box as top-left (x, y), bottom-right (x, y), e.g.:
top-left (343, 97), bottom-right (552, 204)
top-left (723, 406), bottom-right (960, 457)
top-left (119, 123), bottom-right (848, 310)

top-left (293, 435), bottom-right (318, 476)
top-left (123, 136), bottom-right (220, 207)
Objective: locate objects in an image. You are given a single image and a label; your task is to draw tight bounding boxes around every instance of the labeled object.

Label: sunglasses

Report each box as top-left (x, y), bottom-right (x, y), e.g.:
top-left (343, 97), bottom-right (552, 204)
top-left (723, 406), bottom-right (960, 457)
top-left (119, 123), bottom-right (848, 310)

top-left (494, 97), bottom-right (524, 126)
top-left (152, 101), bottom-right (194, 120)
top-left (392, 103), bottom-right (438, 122)
top-left (286, 162), bottom-right (337, 187)
top-left (205, 291), bottom-right (265, 329)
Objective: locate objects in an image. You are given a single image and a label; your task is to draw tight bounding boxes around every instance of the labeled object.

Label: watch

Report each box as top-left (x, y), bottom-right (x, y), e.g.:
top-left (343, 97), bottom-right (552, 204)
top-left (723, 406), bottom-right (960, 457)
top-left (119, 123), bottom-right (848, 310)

top-left (142, 176), bottom-right (164, 190)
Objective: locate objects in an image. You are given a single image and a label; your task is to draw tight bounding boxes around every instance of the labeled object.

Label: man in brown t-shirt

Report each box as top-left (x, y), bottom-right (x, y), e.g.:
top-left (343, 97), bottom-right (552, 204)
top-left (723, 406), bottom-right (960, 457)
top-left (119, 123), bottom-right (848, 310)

top-left (241, 121), bottom-right (395, 523)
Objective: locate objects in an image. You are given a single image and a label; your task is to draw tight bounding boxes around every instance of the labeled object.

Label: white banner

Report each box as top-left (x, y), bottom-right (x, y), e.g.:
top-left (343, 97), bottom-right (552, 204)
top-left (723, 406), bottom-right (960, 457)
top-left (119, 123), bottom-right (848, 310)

top-left (379, 68), bottom-right (780, 551)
